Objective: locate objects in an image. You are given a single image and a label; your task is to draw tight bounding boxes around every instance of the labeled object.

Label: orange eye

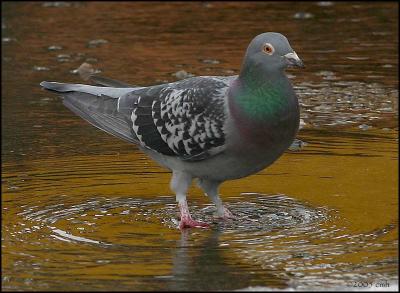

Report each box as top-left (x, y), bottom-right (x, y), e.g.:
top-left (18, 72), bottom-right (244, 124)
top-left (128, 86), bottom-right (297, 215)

top-left (262, 43), bottom-right (274, 55)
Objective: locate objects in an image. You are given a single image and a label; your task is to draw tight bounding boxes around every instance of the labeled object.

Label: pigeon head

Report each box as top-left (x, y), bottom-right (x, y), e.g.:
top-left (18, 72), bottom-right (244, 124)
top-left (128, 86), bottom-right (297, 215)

top-left (240, 32), bottom-right (304, 79)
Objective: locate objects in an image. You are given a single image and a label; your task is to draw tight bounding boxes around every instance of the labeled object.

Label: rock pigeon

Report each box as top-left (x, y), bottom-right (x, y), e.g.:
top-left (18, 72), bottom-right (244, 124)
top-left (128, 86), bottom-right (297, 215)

top-left (40, 32), bottom-right (304, 229)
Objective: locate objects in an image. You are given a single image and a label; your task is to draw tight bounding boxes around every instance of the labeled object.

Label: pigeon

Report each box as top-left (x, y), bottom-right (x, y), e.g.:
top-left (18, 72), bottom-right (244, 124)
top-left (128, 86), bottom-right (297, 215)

top-left (40, 32), bottom-right (304, 229)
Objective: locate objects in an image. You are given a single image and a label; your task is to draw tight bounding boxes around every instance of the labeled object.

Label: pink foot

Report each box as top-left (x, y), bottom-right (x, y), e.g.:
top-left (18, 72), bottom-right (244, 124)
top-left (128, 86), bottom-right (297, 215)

top-left (216, 207), bottom-right (236, 220)
top-left (178, 200), bottom-right (210, 230)
top-left (179, 217), bottom-right (210, 229)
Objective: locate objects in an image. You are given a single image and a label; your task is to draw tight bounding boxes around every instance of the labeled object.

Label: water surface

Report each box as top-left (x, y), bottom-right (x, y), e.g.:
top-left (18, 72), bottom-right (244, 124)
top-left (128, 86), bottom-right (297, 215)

top-left (2, 2), bottom-right (398, 291)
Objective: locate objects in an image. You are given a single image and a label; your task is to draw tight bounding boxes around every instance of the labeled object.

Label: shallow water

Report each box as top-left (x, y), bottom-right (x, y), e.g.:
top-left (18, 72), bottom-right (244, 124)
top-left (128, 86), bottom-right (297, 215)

top-left (2, 1), bottom-right (398, 291)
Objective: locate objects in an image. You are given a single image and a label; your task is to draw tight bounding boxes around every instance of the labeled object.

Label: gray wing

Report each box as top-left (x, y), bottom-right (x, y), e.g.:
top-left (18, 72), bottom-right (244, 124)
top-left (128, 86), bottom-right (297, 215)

top-left (123, 76), bottom-right (233, 161)
top-left (41, 76), bottom-right (233, 161)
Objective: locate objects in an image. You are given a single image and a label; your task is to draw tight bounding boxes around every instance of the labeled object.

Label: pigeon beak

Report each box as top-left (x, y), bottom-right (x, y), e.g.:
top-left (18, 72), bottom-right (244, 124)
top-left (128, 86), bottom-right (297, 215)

top-left (284, 51), bottom-right (304, 68)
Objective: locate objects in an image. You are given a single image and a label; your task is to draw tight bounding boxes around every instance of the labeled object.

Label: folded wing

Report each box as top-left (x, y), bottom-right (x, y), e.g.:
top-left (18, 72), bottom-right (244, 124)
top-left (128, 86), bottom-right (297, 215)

top-left (41, 76), bottom-right (232, 162)
top-left (127, 76), bottom-right (231, 161)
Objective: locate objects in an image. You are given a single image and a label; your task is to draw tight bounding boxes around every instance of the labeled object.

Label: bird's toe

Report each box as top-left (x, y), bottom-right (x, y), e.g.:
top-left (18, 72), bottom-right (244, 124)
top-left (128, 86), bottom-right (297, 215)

top-left (179, 218), bottom-right (210, 229)
top-left (216, 207), bottom-right (236, 220)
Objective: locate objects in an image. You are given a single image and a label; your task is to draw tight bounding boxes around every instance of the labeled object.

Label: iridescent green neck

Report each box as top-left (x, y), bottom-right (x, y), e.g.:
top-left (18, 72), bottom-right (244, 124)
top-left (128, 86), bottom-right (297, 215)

top-left (234, 70), bottom-right (289, 120)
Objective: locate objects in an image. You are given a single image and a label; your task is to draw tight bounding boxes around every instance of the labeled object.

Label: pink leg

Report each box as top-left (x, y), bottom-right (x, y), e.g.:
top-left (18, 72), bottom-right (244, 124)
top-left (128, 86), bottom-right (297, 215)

top-left (178, 201), bottom-right (210, 229)
top-left (171, 171), bottom-right (210, 230)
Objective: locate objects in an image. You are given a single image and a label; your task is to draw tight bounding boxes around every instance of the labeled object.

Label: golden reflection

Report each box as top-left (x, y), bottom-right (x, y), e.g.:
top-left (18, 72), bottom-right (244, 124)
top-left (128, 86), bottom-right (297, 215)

top-left (2, 1), bottom-right (398, 290)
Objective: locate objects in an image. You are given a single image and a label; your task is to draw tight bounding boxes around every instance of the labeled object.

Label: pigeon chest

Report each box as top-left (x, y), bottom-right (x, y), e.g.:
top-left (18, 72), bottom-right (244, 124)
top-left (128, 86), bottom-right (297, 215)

top-left (228, 84), bottom-right (300, 150)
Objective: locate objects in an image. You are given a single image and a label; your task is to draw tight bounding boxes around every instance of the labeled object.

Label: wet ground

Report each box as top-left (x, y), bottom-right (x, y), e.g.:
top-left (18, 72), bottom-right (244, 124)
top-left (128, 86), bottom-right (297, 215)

top-left (2, 1), bottom-right (398, 291)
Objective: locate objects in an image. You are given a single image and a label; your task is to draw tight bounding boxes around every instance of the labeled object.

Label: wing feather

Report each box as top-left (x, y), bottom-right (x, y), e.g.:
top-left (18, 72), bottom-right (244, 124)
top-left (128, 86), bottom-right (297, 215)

top-left (129, 76), bottom-right (233, 161)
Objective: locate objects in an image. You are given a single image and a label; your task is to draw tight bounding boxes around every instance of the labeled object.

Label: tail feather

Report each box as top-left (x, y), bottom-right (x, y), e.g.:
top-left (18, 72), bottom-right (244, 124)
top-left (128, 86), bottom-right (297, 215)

top-left (40, 81), bottom-right (138, 98)
top-left (40, 81), bottom-right (73, 92)
top-left (41, 81), bottom-right (138, 144)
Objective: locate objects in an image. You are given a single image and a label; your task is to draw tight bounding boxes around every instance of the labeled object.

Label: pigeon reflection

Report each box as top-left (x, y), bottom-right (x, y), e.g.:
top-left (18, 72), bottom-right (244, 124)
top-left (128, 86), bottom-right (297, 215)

top-left (167, 227), bottom-right (288, 291)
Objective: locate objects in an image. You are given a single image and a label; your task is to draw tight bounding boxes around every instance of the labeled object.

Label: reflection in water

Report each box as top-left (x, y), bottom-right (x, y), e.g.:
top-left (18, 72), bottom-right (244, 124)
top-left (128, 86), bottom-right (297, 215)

top-left (169, 229), bottom-right (288, 291)
top-left (2, 1), bottom-right (398, 291)
top-left (170, 229), bottom-right (246, 291)
top-left (5, 187), bottom-right (330, 290)
top-left (2, 172), bottom-right (398, 290)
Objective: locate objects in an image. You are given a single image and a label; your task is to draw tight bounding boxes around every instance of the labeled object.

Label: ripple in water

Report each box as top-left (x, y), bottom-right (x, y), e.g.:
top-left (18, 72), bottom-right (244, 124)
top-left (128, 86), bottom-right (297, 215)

top-left (15, 193), bottom-right (329, 243)
top-left (9, 193), bottom-right (397, 290)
